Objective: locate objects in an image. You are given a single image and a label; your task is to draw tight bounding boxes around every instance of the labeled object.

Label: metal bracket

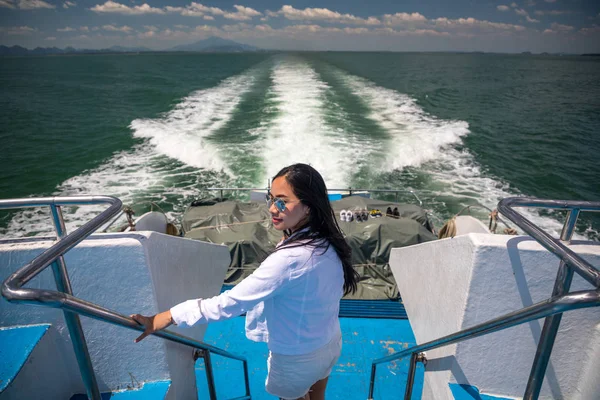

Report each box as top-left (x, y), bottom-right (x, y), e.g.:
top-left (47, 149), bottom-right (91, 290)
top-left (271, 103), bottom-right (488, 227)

top-left (193, 348), bottom-right (205, 361)
top-left (416, 352), bottom-right (427, 366)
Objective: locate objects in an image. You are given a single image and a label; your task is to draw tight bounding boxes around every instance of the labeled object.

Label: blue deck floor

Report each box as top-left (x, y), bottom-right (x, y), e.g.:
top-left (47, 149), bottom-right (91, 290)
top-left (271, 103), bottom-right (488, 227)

top-left (196, 317), bottom-right (424, 400)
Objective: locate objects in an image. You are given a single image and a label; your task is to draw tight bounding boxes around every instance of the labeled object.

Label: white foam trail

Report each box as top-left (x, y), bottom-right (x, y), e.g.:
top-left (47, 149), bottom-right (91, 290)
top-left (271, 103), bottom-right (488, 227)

top-left (341, 75), bottom-right (470, 170)
top-left (425, 147), bottom-right (591, 239)
top-left (341, 73), bottom-right (589, 240)
top-left (130, 73), bottom-right (256, 173)
top-left (261, 59), bottom-right (355, 188)
top-left (1, 144), bottom-right (204, 238)
top-left (1, 71), bottom-right (255, 238)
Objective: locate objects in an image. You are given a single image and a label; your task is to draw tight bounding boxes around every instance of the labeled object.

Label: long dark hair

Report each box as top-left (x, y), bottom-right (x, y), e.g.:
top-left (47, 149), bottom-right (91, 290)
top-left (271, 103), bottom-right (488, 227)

top-left (272, 163), bottom-right (359, 295)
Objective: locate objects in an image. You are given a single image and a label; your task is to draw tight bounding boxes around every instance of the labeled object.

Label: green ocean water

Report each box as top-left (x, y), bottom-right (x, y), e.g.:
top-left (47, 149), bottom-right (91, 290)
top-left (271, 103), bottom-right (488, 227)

top-left (0, 52), bottom-right (598, 239)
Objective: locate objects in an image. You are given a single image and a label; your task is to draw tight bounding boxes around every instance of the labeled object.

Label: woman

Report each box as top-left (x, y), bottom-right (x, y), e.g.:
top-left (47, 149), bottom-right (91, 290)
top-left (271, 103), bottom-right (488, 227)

top-left (131, 163), bottom-right (359, 400)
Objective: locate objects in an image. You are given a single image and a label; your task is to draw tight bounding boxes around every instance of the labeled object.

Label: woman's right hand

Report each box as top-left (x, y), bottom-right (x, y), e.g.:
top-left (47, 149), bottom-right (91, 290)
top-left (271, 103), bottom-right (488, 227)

top-left (130, 310), bottom-right (174, 343)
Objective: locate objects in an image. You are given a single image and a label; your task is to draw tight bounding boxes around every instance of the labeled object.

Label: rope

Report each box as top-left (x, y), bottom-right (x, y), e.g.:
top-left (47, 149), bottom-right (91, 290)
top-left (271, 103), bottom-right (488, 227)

top-left (123, 206), bottom-right (136, 231)
top-left (150, 202), bottom-right (181, 236)
top-left (456, 204), bottom-right (515, 232)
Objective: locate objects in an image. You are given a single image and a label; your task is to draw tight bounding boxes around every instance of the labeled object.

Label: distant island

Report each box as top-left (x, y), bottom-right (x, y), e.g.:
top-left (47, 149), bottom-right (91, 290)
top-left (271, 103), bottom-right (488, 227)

top-left (0, 37), bottom-right (264, 56)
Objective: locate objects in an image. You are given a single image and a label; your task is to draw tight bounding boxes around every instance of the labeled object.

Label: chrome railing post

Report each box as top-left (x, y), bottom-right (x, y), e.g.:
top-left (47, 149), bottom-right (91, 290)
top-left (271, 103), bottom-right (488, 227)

top-left (199, 349), bottom-right (218, 400)
top-left (523, 209), bottom-right (580, 400)
top-left (50, 205), bottom-right (101, 400)
top-left (403, 352), bottom-right (419, 400)
top-left (368, 363), bottom-right (377, 400)
top-left (243, 360), bottom-right (251, 397)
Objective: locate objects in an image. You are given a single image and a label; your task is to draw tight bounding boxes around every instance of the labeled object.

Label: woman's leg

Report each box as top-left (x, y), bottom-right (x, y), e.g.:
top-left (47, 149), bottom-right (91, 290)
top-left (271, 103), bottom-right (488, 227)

top-left (307, 376), bottom-right (329, 400)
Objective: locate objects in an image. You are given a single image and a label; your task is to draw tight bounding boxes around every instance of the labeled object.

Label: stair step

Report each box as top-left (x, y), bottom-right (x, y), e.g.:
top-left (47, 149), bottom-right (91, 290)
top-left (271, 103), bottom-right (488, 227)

top-left (0, 324), bottom-right (50, 393)
top-left (449, 383), bottom-right (515, 400)
top-left (70, 380), bottom-right (171, 400)
top-left (196, 316), bottom-right (423, 399)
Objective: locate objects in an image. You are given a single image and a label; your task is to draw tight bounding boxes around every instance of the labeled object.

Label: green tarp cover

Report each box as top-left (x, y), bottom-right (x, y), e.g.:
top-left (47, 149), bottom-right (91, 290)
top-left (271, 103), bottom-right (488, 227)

top-left (182, 196), bottom-right (437, 300)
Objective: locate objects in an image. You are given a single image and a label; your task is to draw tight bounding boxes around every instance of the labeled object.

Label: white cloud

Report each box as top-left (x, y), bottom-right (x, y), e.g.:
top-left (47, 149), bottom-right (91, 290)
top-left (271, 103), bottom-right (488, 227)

top-left (383, 12), bottom-right (427, 25)
top-left (515, 8), bottom-right (528, 16)
top-left (254, 24), bottom-right (273, 32)
top-left (434, 17), bottom-right (525, 32)
top-left (174, 24), bottom-right (188, 29)
top-left (221, 23), bottom-right (249, 32)
top-left (230, 5), bottom-right (261, 18)
top-left (579, 25), bottom-right (600, 35)
top-left (138, 30), bottom-right (155, 38)
top-left (80, 26), bottom-right (89, 31)
top-left (222, 12), bottom-right (253, 21)
top-left (497, 5), bottom-right (510, 11)
top-left (63, 1), bottom-right (75, 8)
top-left (273, 5), bottom-right (381, 25)
top-left (1, 25), bottom-right (36, 35)
top-left (513, 7), bottom-right (538, 22)
top-left (57, 26), bottom-right (75, 32)
top-left (165, 3), bottom-right (260, 20)
top-left (144, 25), bottom-right (158, 31)
top-left (0, 0), bottom-right (56, 9)
top-left (18, 0), bottom-right (55, 9)
top-left (45, 36), bottom-right (56, 40)
top-left (511, 2), bottom-right (518, 7)
top-left (542, 28), bottom-right (555, 34)
top-left (91, 1), bottom-right (164, 15)
top-left (0, 0), bottom-right (15, 8)
top-left (383, 28), bottom-right (450, 37)
top-left (343, 27), bottom-right (369, 34)
top-left (283, 24), bottom-right (342, 34)
top-left (551, 22), bottom-right (574, 31)
top-left (525, 0), bottom-right (536, 6)
top-left (534, 10), bottom-right (569, 15)
top-left (194, 24), bottom-right (222, 34)
top-left (102, 24), bottom-right (133, 32)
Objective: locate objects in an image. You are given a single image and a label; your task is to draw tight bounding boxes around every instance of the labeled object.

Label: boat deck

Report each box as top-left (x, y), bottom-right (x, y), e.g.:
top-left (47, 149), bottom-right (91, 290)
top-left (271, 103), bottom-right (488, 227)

top-left (196, 316), bottom-right (424, 399)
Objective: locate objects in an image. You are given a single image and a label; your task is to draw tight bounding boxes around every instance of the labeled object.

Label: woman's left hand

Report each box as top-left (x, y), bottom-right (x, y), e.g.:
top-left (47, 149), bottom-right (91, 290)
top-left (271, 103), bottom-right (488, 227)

top-left (130, 310), bottom-right (174, 343)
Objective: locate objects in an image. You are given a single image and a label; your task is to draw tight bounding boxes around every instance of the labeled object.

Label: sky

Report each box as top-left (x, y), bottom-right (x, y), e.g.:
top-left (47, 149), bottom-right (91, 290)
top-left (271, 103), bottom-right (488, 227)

top-left (1, 0), bottom-right (599, 53)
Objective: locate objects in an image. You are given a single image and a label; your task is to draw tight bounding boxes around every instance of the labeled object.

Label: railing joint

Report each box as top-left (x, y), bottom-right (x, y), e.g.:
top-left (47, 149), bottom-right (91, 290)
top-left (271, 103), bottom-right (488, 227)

top-left (193, 348), bottom-right (206, 361)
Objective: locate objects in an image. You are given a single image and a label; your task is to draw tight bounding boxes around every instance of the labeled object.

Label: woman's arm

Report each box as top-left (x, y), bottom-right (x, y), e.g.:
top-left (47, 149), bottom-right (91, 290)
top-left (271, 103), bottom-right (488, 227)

top-left (171, 251), bottom-right (294, 326)
top-left (130, 310), bottom-right (175, 343)
top-left (131, 250), bottom-right (297, 342)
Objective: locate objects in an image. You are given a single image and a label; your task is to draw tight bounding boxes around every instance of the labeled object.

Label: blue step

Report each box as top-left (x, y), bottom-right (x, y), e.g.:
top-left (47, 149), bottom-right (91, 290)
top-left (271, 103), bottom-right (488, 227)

top-left (221, 286), bottom-right (408, 319)
top-left (450, 383), bottom-right (514, 400)
top-left (70, 380), bottom-right (171, 400)
top-left (196, 316), bottom-right (423, 399)
top-left (0, 324), bottom-right (50, 393)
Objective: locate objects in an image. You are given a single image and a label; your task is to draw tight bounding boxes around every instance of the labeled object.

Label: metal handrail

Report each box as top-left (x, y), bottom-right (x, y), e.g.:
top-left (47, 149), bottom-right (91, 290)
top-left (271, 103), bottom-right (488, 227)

top-left (207, 187), bottom-right (423, 206)
top-left (368, 198), bottom-right (600, 400)
top-left (1, 196), bottom-right (251, 400)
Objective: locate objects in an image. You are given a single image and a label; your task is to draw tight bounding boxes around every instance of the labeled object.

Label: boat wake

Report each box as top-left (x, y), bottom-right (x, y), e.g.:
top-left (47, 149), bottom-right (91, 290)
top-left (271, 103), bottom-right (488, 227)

top-left (2, 56), bottom-right (595, 240)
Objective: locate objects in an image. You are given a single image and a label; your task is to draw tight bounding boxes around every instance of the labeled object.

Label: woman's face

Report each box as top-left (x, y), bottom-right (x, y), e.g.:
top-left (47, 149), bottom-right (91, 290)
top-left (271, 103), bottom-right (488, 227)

top-left (269, 176), bottom-right (309, 232)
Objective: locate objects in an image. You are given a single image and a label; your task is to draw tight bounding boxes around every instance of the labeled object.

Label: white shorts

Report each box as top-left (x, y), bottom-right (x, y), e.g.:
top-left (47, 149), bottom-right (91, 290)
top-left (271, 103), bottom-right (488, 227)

top-left (265, 332), bottom-right (342, 399)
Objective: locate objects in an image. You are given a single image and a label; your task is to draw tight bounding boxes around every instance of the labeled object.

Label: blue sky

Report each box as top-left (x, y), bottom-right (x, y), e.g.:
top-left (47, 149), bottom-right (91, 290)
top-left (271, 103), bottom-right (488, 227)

top-left (1, 0), bottom-right (599, 52)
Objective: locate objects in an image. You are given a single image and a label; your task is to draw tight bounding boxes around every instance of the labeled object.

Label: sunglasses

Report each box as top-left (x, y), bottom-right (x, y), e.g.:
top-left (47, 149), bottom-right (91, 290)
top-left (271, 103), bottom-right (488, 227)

top-left (266, 192), bottom-right (287, 212)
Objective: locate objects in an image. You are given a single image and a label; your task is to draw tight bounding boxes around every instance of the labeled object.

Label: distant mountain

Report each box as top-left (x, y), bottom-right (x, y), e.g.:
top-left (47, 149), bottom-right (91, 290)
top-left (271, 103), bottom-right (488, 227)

top-left (106, 45), bottom-right (152, 53)
top-left (0, 45), bottom-right (152, 56)
top-left (0, 45), bottom-right (30, 56)
top-left (169, 36), bottom-right (260, 52)
top-left (0, 37), bottom-right (261, 56)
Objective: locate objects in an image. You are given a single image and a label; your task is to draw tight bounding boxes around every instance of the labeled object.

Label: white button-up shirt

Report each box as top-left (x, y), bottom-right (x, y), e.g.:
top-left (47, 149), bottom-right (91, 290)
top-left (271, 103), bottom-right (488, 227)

top-left (170, 236), bottom-right (345, 355)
